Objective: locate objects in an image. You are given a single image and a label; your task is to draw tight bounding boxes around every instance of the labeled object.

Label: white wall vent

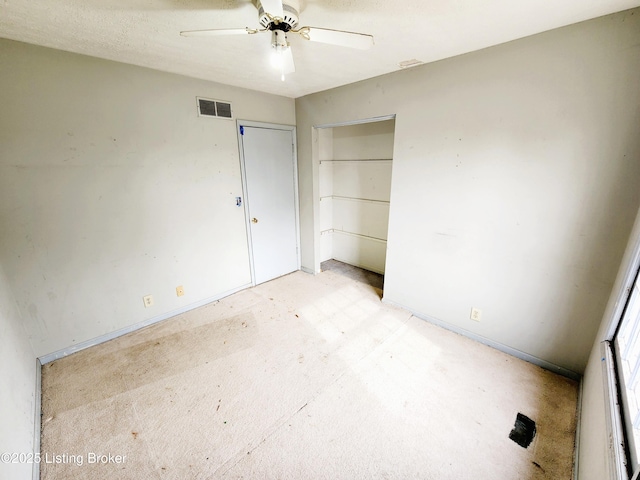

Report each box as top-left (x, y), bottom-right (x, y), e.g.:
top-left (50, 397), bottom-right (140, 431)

top-left (197, 97), bottom-right (233, 119)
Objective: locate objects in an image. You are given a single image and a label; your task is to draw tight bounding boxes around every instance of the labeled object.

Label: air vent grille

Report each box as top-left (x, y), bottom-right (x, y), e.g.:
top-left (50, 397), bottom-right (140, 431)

top-left (215, 102), bottom-right (232, 118)
top-left (197, 97), bottom-right (233, 119)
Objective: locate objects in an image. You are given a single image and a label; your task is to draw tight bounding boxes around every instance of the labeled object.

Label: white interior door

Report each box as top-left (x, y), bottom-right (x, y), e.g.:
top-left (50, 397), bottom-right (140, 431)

top-left (240, 124), bottom-right (299, 285)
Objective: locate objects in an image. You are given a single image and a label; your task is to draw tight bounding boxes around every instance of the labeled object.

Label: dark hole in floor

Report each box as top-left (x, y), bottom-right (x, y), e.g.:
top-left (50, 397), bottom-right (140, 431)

top-left (509, 412), bottom-right (536, 448)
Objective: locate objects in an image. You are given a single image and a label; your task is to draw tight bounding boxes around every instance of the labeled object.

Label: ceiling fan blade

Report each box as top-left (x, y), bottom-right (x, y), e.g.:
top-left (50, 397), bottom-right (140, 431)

top-left (301, 27), bottom-right (374, 50)
top-left (282, 47), bottom-right (295, 75)
top-left (180, 27), bottom-right (258, 37)
top-left (259, 0), bottom-right (284, 18)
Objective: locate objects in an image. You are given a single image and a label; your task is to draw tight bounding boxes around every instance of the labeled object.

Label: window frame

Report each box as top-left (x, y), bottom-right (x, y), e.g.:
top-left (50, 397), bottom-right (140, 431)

top-left (603, 225), bottom-right (640, 480)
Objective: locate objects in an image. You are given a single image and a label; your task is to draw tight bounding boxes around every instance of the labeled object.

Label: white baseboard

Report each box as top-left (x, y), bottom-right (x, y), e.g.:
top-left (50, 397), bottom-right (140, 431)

top-left (32, 358), bottom-right (41, 480)
top-left (573, 378), bottom-right (583, 480)
top-left (38, 283), bottom-right (252, 365)
top-left (382, 298), bottom-right (581, 381)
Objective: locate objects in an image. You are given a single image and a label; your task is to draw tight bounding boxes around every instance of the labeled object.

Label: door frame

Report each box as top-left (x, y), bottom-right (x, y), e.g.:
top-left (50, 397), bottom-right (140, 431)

top-left (237, 120), bottom-right (300, 286)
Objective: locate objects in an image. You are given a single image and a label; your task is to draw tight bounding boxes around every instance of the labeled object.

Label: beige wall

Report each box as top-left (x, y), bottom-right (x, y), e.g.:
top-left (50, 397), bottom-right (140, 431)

top-left (0, 264), bottom-right (36, 480)
top-left (296, 9), bottom-right (640, 375)
top-left (0, 39), bottom-right (295, 358)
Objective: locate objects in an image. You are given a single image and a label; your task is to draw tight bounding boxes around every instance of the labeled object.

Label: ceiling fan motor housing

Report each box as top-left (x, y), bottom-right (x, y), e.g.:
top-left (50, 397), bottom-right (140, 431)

top-left (258, 1), bottom-right (299, 31)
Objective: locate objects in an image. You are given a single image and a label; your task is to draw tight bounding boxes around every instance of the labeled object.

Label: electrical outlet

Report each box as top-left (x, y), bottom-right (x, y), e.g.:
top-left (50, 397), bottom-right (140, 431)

top-left (176, 286), bottom-right (184, 297)
top-left (143, 295), bottom-right (154, 308)
top-left (470, 307), bottom-right (482, 322)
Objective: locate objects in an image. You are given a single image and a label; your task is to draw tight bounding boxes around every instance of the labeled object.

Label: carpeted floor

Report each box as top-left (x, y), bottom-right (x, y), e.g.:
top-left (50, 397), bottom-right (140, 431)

top-left (40, 264), bottom-right (578, 479)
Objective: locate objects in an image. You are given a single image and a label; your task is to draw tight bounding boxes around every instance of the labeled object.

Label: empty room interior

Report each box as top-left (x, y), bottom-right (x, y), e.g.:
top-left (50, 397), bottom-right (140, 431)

top-left (2, 1), bottom-right (640, 479)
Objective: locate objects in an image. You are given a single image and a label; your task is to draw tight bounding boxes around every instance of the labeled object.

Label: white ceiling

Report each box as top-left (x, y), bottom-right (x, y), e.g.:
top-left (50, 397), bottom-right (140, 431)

top-left (1, 0), bottom-right (638, 98)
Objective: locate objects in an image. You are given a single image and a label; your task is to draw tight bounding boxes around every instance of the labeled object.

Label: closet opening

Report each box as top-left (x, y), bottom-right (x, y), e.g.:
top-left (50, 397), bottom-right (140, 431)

top-left (316, 116), bottom-right (395, 290)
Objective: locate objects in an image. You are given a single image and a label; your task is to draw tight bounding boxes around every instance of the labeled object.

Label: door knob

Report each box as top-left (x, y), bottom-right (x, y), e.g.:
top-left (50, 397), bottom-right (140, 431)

top-left (251, 218), bottom-right (259, 223)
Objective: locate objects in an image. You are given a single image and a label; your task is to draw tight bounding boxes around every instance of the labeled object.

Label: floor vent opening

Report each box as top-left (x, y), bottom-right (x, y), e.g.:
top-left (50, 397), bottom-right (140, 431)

top-left (509, 412), bottom-right (536, 448)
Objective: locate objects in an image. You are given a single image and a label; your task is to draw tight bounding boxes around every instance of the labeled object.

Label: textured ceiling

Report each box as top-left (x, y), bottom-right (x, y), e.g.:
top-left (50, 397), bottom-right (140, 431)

top-left (1, 0), bottom-right (639, 98)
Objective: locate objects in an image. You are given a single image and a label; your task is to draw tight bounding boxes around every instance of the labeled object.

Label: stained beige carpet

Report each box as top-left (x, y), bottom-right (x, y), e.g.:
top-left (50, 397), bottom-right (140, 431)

top-left (40, 267), bottom-right (578, 479)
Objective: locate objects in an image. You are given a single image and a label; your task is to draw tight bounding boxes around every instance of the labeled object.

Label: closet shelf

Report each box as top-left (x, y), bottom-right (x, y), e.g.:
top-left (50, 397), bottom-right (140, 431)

top-left (320, 159), bottom-right (392, 163)
top-left (320, 195), bottom-right (390, 204)
top-left (320, 228), bottom-right (387, 243)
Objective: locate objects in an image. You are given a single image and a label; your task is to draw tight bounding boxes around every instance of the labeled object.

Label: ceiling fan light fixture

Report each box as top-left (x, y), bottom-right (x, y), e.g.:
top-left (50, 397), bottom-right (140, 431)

top-left (271, 30), bottom-right (289, 80)
top-left (270, 49), bottom-right (285, 69)
top-left (271, 30), bottom-right (288, 50)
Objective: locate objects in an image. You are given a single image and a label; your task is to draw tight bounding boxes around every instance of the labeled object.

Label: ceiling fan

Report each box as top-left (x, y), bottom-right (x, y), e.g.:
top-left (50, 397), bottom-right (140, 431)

top-left (180, 0), bottom-right (374, 81)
